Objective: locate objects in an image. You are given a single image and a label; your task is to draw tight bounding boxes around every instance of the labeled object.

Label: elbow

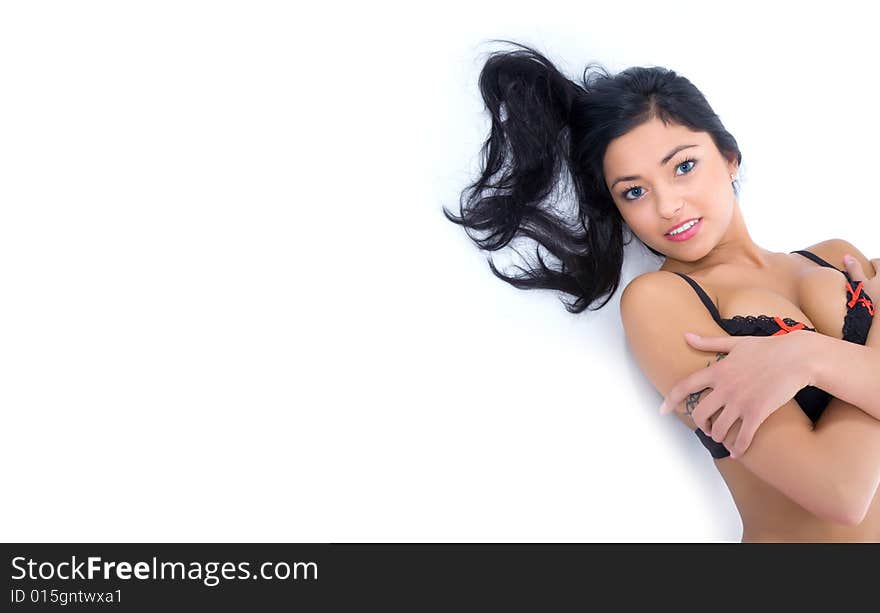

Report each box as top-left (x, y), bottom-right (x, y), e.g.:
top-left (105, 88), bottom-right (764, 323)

top-left (811, 462), bottom-right (877, 527)
top-left (831, 488), bottom-right (871, 527)
top-left (834, 505), bottom-right (868, 528)
top-left (802, 494), bottom-right (864, 527)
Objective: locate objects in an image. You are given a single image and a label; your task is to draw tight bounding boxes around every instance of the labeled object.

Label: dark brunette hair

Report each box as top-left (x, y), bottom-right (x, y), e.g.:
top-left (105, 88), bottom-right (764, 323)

top-left (443, 40), bottom-right (742, 313)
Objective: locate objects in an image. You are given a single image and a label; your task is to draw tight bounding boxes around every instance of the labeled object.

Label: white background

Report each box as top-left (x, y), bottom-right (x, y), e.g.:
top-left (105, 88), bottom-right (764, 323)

top-left (1, 1), bottom-right (876, 542)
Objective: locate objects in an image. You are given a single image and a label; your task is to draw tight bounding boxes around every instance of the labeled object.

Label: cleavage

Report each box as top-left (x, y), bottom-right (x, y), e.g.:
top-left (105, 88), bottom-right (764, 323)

top-left (698, 260), bottom-right (816, 329)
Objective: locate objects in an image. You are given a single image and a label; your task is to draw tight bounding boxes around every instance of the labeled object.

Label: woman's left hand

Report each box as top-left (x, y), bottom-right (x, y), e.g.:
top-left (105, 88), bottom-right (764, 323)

top-left (843, 254), bottom-right (880, 313)
top-left (658, 330), bottom-right (816, 458)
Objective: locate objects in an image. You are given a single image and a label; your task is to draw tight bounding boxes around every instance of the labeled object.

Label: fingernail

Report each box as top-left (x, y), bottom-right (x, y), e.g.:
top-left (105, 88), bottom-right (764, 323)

top-left (658, 401), bottom-right (668, 414)
top-left (844, 254), bottom-right (853, 265)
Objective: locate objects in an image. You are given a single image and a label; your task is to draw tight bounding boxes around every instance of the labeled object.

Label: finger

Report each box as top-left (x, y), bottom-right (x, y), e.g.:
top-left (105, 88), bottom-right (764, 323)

top-left (660, 366), bottom-right (715, 415)
top-left (709, 406), bottom-right (740, 443)
top-left (683, 332), bottom-right (739, 353)
top-left (732, 418), bottom-right (759, 459)
top-left (843, 254), bottom-right (864, 281)
top-left (691, 388), bottom-right (725, 433)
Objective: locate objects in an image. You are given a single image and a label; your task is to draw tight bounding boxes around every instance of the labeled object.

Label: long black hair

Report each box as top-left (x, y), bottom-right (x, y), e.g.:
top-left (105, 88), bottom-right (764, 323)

top-left (443, 40), bottom-right (742, 314)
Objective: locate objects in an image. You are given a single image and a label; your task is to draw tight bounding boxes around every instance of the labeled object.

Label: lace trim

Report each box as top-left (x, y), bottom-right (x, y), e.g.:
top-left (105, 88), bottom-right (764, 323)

top-left (719, 314), bottom-right (817, 335)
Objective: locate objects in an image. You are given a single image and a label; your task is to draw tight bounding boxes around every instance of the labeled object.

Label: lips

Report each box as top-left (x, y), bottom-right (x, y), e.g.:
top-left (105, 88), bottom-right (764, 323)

top-left (665, 218), bottom-right (701, 236)
top-left (664, 217), bottom-right (703, 242)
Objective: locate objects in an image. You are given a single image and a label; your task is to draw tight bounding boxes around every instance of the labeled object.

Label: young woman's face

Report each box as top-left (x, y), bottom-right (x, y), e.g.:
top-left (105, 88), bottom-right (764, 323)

top-left (602, 117), bottom-right (739, 258)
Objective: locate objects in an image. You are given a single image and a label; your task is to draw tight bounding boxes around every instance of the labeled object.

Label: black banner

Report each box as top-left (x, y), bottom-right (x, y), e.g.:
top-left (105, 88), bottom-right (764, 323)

top-left (1, 543), bottom-right (875, 610)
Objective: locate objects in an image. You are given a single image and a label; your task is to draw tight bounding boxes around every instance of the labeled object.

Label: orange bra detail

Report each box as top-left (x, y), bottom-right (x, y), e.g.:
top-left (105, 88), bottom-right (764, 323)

top-left (846, 281), bottom-right (875, 316)
top-left (770, 316), bottom-right (808, 336)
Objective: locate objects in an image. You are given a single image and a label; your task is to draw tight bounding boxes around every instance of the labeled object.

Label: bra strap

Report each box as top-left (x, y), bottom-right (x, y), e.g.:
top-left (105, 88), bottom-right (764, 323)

top-left (790, 249), bottom-right (841, 271)
top-left (671, 272), bottom-right (725, 327)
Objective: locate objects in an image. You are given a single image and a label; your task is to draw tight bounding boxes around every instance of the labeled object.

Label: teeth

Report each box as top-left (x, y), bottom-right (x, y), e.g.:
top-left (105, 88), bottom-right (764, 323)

top-left (668, 219), bottom-right (698, 235)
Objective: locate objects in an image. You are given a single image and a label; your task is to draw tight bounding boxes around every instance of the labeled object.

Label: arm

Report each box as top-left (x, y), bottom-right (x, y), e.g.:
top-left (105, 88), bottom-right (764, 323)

top-left (802, 237), bottom-right (880, 418)
top-left (791, 239), bottom-right (880, 524)
top-left (798, 314), bottom-right (880, 525)
top-left (621, 273), bottom-right (865, 525)
top-left (803, 312), bottom-right (880, 421)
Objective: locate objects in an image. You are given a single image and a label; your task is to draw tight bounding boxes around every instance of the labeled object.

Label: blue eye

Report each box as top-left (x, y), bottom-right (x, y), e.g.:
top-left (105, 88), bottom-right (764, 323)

top-left (677, 158), bottom-right (697, 174)
top-left (622, 186), bottom-right (643, 201)
top-left (621, 157), bottom-right (698, 201)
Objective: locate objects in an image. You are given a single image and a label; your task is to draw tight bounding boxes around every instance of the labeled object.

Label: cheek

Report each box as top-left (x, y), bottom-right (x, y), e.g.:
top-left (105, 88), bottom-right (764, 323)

top-left (621, 211), bottom-right (654, 237)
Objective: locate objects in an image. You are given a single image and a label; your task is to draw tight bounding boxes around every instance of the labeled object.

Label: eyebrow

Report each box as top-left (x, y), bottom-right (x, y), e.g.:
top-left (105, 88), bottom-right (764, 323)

top-left (609, 144), bottom-right (699, 190)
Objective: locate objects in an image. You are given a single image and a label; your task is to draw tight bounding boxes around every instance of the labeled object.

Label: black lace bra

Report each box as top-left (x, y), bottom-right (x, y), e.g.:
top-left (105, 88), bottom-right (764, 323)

top-left (671, 249), bottom-right (875, 459)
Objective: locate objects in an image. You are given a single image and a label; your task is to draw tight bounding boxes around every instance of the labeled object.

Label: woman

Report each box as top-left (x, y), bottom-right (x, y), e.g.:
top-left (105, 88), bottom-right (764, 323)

top-left (444, 40), bottom-right (880, 542)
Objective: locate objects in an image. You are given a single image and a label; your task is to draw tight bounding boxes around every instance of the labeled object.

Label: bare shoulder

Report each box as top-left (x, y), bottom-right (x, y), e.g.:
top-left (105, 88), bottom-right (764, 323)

top-left (620, 269), bottom-right (689, 305)
top-left (619, 270), bottom-right (730, 433)
top-left (800, 238), bottom-right (876, 277)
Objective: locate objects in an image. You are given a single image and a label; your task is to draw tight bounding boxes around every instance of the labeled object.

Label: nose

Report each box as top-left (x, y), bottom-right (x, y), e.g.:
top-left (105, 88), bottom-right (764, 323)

top-left (657, 190), bottom-right (685, 220)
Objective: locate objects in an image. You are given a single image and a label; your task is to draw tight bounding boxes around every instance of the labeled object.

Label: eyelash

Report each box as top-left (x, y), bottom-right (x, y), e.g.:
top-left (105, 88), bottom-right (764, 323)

top-left (620, 157), bottom-right (698, 201)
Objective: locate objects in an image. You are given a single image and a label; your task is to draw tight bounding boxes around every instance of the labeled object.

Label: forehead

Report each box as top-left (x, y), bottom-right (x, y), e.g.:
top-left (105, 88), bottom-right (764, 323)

top-left (603, 118), bottom-right (708, 171)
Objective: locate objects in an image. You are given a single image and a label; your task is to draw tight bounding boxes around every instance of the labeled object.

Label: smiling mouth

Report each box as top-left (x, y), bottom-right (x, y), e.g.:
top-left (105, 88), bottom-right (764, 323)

top-left (666, 218), bottom-right (701, 235)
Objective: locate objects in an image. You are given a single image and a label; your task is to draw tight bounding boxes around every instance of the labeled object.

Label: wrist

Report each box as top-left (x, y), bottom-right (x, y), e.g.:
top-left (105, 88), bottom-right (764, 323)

top-left (798, 330), bottom-right (825, 388)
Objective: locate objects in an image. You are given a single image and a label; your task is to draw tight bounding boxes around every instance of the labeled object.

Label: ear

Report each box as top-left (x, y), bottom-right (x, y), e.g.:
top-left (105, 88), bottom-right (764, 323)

top-left (727, 159), bottom-right (739, 178)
